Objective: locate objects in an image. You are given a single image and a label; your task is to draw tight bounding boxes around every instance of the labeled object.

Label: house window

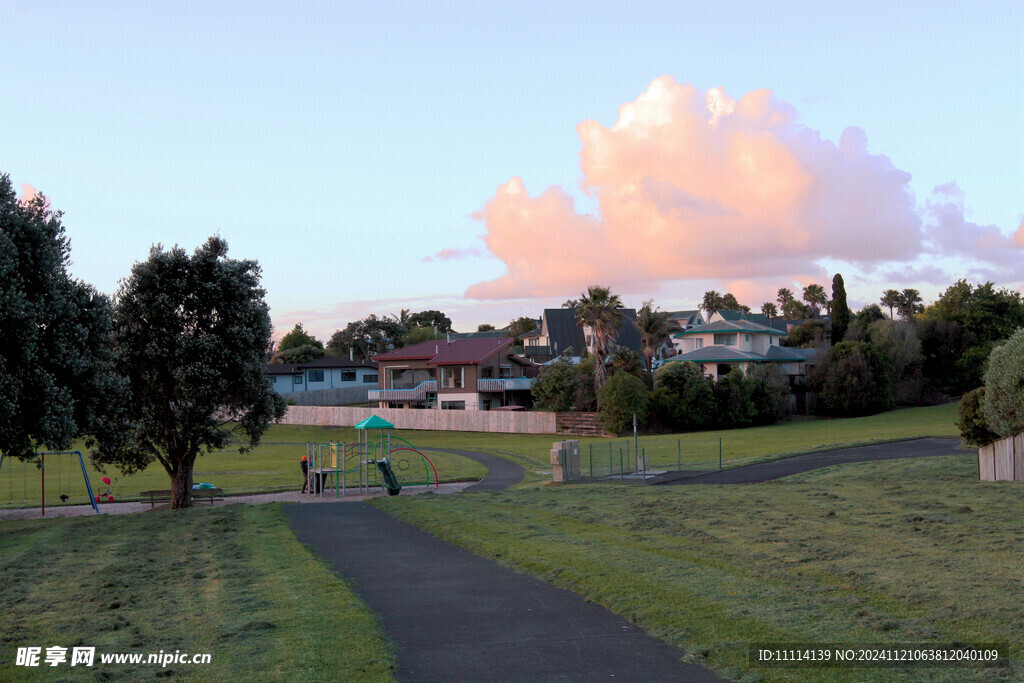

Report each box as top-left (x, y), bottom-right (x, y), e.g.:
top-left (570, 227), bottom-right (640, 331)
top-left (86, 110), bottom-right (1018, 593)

top-left (308, 370), bottom-right (325, 382)
top-left (713, 333), bottom-right (737, 346)
top-left (440, 400), bottom-right (465, 410)
top-left (441, 367), bottom-right (464, 389)
top-left (340, 371), bottom-right (356, 382)
top-left (717, 364), bottom-right (734, 378)
top-left (269, 376), bottom-right (276, 384)
top-left (293, 375), bottom-right (303, 385)
top-left (363, 374), bottom-right (379, 383)
top-left (693, 338), bottom-right (704, 350)
top-left (499, 365), bottom-right (514, 378)
top-left (480, 366), bottom-right (494, 379)
top-left (744, 334), bottom-right (751, 342)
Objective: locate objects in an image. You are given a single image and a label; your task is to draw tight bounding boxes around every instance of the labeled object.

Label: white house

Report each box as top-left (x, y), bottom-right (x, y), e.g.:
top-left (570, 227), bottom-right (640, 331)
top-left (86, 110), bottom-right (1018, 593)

top-left (668, 319), bottom-right (807, 381)
top-left (267, 356), bottom-right (379, 397)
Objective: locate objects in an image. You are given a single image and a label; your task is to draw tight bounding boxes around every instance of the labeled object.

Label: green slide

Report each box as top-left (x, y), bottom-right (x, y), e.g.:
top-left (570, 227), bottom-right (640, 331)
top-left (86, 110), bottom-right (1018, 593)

top-left (374, 459), bottom-right (402, 496)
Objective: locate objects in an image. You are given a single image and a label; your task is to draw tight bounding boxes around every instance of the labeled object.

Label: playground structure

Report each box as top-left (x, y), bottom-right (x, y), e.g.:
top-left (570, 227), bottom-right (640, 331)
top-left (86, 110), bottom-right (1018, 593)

top-left (0, 451), bottom-right (100, 516)
top-left (306, 415), bottom-right (439, 497)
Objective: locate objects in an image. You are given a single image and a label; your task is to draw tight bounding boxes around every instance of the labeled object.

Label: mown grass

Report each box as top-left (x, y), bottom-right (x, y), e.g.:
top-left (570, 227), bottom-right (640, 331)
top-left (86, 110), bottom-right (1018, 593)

top-left (0, 403), bottom-right (960, 509)
top-left (0, 505), bottom-right (393, 681)
top-left (379, 453), bottom-right (1021, 682)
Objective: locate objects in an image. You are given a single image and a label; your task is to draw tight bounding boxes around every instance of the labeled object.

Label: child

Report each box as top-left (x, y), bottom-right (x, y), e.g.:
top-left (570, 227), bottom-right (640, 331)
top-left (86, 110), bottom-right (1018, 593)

top-left (301, 455), bottom-right (309, 493)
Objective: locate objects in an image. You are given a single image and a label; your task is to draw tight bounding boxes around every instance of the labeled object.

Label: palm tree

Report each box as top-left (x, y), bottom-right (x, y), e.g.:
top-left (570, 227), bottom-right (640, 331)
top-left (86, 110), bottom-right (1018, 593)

top-left (575, 285), bottom-right (624, 390)
top-left (701, 290), bottom-right (724, 318)
top-left (880, 289), bottom-right (901, 319)
top-left (802, 283), bottom-right (828, 318)
top-left (777, 288), bottom-right (795, 309)
top-left (633, 300), bottom-right (672, 373)
top-left (761, 302), bottom-right (778, 319)
top-left (897, 288), bottom-right (924, 320)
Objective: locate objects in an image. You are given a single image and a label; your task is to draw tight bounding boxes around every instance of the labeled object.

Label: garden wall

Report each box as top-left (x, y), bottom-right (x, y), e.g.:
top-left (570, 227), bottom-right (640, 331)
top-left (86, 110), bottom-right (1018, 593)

top-left (978, 433), bottom-right (1024, 481)
top-left (281, 406), bottom-right (559, 434)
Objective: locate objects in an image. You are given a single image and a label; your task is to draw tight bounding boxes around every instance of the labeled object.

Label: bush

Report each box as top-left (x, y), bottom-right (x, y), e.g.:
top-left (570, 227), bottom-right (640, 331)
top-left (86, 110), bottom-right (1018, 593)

top-left (983, 327), bottom-right (1024, 437)
top-left (597, 372), bottom-right (649, 434)
top-left (653, 362), bottom-right (716, 430)
top-left (714, 368), bottom-right (757, 428)
top-left (818, 342), bottom-right (893, 416)
top-left (957, 387), bottom-right (999, 446)
top-left (530, 356), bottom-right (580, 412)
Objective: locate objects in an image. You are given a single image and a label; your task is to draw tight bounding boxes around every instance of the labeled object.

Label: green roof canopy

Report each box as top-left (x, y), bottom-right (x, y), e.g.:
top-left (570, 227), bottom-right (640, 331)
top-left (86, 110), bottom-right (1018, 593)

top-left (355, 415), bottom-right (395, 430)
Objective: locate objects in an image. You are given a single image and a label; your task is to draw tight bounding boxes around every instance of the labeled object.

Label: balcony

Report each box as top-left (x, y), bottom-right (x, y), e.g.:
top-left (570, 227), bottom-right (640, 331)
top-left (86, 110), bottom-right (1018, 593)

top-left (368, 380), bottom-right (437, 402)
top-left (523, 345), bottom-right (552, 357)
top-left (478, 378), bottom-right (534, 392)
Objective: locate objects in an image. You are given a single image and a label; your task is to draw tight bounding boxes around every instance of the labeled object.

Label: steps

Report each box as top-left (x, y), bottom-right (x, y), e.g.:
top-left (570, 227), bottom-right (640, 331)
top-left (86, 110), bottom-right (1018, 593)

top-left (555, 412), bottom-right (614, 437)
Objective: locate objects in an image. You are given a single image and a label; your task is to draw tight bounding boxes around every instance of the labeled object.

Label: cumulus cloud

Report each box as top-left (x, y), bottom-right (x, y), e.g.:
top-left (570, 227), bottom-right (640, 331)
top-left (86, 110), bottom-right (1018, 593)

top-left (464, 76), bottom-right (1020, 300)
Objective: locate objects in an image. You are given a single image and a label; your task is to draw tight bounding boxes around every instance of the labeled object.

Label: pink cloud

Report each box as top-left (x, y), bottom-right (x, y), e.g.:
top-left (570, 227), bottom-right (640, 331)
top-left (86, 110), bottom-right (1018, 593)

top-left (1014, 218), bottom-right (1024, 248)
top-left (421, 247), bottom-right (484, 263)
top-left (467, 77), bottom-right (934, 300)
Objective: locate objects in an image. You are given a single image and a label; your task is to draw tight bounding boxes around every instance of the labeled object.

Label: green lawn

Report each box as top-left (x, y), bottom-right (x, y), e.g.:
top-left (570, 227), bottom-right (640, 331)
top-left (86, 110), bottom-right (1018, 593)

top-left (0, 504), bottom-right (394, 681)
top-left (0, 403), bottom-right (960, 510)
top-left (379, 453), bottom-right (1020, 682)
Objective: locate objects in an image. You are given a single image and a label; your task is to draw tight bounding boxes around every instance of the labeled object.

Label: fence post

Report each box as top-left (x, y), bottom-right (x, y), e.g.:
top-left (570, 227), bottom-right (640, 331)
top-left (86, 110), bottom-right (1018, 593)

top-left (589, 443), bottom-right (593, 479)
top-left (719, 438), bottom-right (722, 470)
top-left (619, 448), bottom-right (624, 483)
top-left (677, 439), bottom-right (681, 470)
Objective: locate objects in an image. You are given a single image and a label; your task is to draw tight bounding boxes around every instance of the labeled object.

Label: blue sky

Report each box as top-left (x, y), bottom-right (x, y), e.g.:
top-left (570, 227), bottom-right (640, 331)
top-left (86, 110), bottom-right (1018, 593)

top-left (2, 1), bottom-right (1021, 339)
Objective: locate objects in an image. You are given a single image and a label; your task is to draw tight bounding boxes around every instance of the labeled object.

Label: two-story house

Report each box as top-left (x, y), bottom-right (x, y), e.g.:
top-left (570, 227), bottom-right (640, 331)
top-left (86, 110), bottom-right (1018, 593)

top-left (368, 337), bottom-right (537, 410)
top-left (668, 319), bottom-right (807, 381)
top-left (523, 308), bottom-right (643, 363)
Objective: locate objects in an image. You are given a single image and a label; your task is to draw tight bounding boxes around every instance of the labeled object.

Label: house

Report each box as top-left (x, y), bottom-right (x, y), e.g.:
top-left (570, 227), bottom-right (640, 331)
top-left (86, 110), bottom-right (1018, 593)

top-left (368, 337), bottom-right (538, 410)
top-left (666, 309), bottom-right (704, 330)
top-left (267, 356), bottom-right (379, 394)
top-left (523, 308), bottom-right (643, 363)
top-left (668, 319), bottom-right (807, 381)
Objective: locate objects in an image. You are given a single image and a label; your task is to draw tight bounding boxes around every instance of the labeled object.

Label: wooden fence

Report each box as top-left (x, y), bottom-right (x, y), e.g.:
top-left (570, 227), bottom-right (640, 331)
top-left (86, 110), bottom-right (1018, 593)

top-left (278, 386), bottom-right (370, 406)
top-left (978, 433), bottom-right (1024, 481)
top-left (281, 406), bottom-right (560, 434)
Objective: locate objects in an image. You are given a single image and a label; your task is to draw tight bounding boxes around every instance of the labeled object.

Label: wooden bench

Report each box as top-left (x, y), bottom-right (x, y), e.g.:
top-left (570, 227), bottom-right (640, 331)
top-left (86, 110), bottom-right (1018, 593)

top-left (140, 488), bottom-right (224, 508)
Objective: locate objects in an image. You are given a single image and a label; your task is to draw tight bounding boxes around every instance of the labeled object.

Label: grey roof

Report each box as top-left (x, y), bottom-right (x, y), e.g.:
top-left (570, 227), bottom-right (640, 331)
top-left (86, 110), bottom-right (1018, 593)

top-left (666, 310), bottom-right (703, 326)
top-left (674, 319), bottom-right (784, 337)
top-left (540, 308), bottom-right (642, 355)
top-left (296, 355), bottom-right (378, 369)
top-left (448, 330), bottom-right (510, 340)
top-left (667, 342), bottom-right (807, 365)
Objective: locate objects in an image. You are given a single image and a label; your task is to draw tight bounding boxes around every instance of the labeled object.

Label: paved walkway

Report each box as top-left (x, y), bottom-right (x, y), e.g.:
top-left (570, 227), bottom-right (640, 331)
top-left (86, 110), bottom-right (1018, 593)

top-left (649, 437), bottom-right (964, 486)
top-left (284, 449), bottom-right (721, 681)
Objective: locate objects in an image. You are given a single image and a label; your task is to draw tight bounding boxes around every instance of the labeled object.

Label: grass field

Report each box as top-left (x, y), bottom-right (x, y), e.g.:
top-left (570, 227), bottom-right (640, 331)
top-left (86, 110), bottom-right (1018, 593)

top-left (0, 504), bottom-right (394, 681)
top-left (379, 453), bottom-right (1021, 682)
top-left (0, 403), bottom-right (960, 510)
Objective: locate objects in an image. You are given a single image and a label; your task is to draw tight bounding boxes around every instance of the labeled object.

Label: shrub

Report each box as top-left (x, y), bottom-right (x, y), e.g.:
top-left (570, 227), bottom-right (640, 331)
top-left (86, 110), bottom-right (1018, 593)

top-left (714, 367), bottom-right (757, 428)
top-left (818, 342), bottom-right (893, 416)
top-left (653, 361), bottom-right (716, 430)
top-left (957, 387), bottom-right (999, 446)
top-left (530, 356), bottom-right (580, 412)
top-left (597, 371), bottom-right (649, 434)
top-left (983, 328), bottom-right (1024, 437)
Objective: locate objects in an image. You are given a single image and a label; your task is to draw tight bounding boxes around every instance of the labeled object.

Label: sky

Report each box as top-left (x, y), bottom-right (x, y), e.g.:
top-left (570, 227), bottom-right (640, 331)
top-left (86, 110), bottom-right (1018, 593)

top-left (2, 1), bottom-right (1022, 341)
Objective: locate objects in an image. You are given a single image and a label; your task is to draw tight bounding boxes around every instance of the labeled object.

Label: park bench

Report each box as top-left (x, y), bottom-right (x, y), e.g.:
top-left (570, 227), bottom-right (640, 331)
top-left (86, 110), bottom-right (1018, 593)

top-left (140, 488), bottom-right (224, 508)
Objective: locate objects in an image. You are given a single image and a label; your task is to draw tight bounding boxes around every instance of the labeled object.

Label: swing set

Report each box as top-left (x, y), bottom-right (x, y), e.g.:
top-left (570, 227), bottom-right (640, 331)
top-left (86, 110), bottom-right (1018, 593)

top-left (0, 451), bottom-right (100, 516)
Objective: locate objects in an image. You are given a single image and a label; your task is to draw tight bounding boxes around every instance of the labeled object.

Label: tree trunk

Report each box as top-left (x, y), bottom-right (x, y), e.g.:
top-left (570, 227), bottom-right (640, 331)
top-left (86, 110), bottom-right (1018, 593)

top-left (170, 465), bottom-right (194, 509)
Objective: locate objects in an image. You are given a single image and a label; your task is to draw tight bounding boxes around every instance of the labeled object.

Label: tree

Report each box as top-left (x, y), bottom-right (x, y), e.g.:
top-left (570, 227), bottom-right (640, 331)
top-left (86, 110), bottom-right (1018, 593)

top-left (817, 342), bottom-right (893, 416)
top-left (802, 283), bottom-right (828, 318)
top-left (761, 302), bottom-right (778, 320)
top-left (390, 308), bottom-right (412, 326)
top-left (407, 310), bottom-right (453, 333)
top-left (0, 175), bottom-right (121, 458)
top-left (477, 323), bottom-right (496, 332)
top-left (575, 285), bottom-right (623, 390)
top-left (983, 327), bottom-right (1024, 438)
top-left (829, 274), bottom-right (850, 343)
top-left (713, 367), bottom-right (757, 428)
top-left (653, 361), bottom-right (716, 430)
top-left (93, 237), bottom-right (286, 509)
top-left (868, 319), bottom-right (922, 386)
top-left (896, 288), bottom-right (924, 320)
top-left (701, 291), bottom-right (724, 318)
top-left (844, 304), bottom-right (886, 342)
top-left (633, 300), bottom-right (672, 373)
top-left (530, 355), bottom-right (579, 412)
top-left (777, 288), bottom-right (795, 309)
top-left (609, 348), bottom-right (646, 381)
top-left (508, 316), bottom-right (537, 340)
top-left (720, 292), bottom-right (746, 312)
top-left (402, 325), bottom-right (439, 346)
top-left (782, 320), bottom-right (826, 348)
top-left (327, 315), bottom-right (407, 362)
top-left (880, 289), bottom-right (901, 319)
top-left (922, 280), bottom-right (1024, 344)
top-left (271, 323), bottom-right (325, 364)
top-left (597, 371), bottom-right (649, 435)
top-left (782, 299), bottom-right (811, 320)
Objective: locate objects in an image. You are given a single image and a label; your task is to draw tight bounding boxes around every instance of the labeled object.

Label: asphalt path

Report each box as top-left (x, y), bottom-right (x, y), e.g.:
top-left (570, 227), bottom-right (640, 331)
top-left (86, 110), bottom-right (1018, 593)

top-left (649, 437), bottom-right (964, 486)
top-left (421, 447), bottom-right (525, 492)
top-left (285, 449), bottom-right (722, 681)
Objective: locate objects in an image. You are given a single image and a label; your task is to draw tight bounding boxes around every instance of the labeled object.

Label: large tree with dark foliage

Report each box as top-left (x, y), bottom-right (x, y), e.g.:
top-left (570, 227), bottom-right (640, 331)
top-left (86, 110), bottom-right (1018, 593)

top-left (327, 315), bottom-right (407, 362)
top-left (270, 323), bottom-right (325, 364)
top-left (0, 175), bottom-right (121, 459)
top-left (829, 274), bottom-right (850, 343)
top-left (94, 237), bottom-right (285, 509)
top-left (407, 309), bottom-right (453, 333)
